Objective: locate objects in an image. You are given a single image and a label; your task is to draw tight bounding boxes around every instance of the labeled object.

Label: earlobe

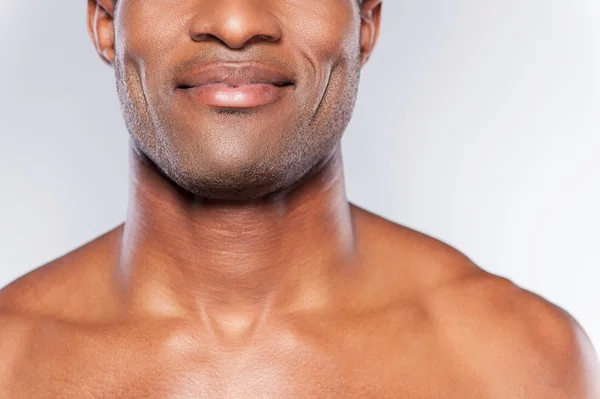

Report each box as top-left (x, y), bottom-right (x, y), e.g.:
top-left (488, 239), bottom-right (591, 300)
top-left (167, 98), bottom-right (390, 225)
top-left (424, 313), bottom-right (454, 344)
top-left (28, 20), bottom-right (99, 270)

top-left (359, 11), bottom-right (375, 66)
top-left (359, 0), bottom-right (382, 67)
top-left (87, 0), bottom-right (116, 66)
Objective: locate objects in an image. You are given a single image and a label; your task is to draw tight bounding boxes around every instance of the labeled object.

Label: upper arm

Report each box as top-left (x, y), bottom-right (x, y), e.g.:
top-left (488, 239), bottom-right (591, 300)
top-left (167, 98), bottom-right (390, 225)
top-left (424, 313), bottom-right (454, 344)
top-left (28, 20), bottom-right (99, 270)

top-left (555, 319), bottom-right (600, 398)
top-left (504, 304), bottom-right (600, 399)
top-left (431, 273), bottom-right (600, 398)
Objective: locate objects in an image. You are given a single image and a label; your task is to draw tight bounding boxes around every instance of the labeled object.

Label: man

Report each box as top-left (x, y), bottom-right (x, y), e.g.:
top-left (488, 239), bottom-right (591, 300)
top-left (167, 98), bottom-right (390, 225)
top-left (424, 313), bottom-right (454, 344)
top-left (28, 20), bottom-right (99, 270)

top-left (0, 0), bottom-right (598, 397)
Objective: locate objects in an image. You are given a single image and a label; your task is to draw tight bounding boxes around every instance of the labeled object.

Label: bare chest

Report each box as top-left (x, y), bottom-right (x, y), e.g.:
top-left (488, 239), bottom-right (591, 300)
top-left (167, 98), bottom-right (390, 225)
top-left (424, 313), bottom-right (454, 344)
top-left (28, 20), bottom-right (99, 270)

top-left (4, 355), bottom-right (460, 399)
top-left (0, 315), bottom-right (468, 399)
top-left (1, 338), bottom-right (466, 398)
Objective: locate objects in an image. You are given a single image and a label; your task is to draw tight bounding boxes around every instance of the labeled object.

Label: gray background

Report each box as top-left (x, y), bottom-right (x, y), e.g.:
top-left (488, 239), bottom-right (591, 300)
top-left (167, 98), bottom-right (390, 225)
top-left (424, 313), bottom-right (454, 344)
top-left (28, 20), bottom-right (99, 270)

top-left (1, 1), bottom-right (599, 350)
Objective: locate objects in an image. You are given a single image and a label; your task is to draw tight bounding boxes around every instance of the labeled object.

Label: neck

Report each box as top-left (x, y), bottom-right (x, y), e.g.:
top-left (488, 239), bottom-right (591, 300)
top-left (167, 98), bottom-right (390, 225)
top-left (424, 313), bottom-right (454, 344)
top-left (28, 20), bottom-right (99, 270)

top-left (117, 142), bottom-right (358, 316)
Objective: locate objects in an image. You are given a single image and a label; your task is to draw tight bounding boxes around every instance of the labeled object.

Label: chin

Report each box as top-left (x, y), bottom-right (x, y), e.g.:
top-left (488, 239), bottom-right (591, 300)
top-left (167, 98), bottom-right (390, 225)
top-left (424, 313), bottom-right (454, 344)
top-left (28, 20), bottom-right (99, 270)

top-left (172, 174), bottom-right (294, 201)
top-left (161, 156), bottom-right (301, 201)
top-left (134, 117), bottom-right (339, 201)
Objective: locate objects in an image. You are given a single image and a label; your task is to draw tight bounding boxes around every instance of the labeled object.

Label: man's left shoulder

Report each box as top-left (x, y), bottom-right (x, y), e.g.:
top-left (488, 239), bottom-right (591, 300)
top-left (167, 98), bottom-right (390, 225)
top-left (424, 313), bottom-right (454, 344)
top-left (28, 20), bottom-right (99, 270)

top-left (427, 272), bottom-right (600, 398)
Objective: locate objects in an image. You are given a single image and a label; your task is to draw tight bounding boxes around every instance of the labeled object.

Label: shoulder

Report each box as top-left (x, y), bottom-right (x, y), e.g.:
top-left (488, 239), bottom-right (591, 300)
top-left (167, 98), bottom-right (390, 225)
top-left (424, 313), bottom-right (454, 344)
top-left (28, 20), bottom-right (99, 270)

top-left (428, 272), bottom-right (600, 398)
top-left (0, 225), bottom-right (123, 321)
top-left (0, 309), bottom-right (37, 389)
top-left (0, 227), bottom-right (124, 382)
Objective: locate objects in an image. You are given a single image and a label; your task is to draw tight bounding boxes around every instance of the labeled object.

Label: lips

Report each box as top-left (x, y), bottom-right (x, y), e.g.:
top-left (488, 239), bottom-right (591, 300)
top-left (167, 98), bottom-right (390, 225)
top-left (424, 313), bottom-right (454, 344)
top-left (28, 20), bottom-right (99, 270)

top-left (177, 63), bottom-right (295, 108)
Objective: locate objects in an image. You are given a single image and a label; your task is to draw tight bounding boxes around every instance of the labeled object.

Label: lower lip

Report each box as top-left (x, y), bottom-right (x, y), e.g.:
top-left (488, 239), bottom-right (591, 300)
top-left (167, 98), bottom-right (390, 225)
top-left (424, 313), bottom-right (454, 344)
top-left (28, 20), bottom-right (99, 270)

top-left (180, 83), bottom-right (291, 108)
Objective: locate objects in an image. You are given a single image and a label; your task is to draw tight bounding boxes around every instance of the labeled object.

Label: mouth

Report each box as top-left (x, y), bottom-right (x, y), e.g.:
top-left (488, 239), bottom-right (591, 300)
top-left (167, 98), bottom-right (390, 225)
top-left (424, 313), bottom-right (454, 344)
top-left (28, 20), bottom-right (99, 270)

top-left (176, 63), bottom-right (295, 109)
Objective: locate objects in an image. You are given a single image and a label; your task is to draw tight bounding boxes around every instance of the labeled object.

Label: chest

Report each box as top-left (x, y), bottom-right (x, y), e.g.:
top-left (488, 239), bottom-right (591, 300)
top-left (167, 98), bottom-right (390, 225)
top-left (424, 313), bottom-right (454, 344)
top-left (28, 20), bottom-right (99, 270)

top-left (3, 340), bottom-right (463, 399)
top-left (1, 315), bottom-right (470, 399)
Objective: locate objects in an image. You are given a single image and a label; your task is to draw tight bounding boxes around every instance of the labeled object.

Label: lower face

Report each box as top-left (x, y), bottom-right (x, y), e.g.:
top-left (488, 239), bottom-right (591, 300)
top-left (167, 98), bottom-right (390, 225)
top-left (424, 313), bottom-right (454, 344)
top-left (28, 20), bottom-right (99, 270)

top-left (114, 0), bottom-right (363, 200)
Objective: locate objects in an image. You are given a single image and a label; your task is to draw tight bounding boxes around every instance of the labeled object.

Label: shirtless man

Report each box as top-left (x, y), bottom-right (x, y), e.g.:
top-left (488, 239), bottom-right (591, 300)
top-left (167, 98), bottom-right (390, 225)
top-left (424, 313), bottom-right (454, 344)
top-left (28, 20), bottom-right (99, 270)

top-left (0, 0), bottom-right (598, 397)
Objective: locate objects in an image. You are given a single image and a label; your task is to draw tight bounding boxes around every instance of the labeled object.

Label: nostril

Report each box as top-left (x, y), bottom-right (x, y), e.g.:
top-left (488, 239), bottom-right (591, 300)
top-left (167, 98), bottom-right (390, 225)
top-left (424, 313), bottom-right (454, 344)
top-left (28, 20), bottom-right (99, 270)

top-left (188, 22), bottom-right (282, 49)
top-left (247, 34), bottom-right (279, 45)
top-left (190, 32), bottom-right (218, 43)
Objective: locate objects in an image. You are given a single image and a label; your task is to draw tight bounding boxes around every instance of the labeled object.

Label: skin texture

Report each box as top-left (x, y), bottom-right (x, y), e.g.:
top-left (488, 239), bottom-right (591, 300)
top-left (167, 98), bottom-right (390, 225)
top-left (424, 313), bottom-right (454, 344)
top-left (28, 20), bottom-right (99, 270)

top-left (1, 0), bottom-right (599, 397)
top-left (113, 0), bottom-right (363, 200)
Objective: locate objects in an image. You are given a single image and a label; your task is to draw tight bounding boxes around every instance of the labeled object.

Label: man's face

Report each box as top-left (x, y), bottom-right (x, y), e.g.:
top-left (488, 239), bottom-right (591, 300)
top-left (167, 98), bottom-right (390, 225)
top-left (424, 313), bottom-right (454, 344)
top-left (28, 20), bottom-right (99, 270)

top-left (91, 0), bottom-right (380, 200)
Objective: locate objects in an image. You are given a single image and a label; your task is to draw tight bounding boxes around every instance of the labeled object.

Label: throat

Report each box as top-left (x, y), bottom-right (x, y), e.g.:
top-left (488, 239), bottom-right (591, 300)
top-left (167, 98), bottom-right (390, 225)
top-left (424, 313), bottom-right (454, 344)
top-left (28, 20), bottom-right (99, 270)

top-left (199, 301), bottom-right (275, 342)
top-left (116, 145), bottom-right (358, 316)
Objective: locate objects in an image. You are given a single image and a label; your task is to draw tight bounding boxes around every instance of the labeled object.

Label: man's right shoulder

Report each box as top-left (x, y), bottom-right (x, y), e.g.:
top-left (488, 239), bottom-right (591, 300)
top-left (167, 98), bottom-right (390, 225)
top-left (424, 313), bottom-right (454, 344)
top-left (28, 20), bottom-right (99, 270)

top-left (0, 225), bottom-right (124, 322)
top-left (0, 251), bottom-right (86, 320)
top-left (0, 259), bottom-right (74, 373)
top-left (0, 226), bottom-right (122, 383)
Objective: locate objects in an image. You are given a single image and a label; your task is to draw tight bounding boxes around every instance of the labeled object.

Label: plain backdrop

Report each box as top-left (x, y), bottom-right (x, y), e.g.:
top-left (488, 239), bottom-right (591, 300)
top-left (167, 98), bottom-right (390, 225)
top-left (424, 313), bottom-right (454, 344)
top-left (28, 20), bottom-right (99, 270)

top-left (1, 1), bottom-right (599, 350)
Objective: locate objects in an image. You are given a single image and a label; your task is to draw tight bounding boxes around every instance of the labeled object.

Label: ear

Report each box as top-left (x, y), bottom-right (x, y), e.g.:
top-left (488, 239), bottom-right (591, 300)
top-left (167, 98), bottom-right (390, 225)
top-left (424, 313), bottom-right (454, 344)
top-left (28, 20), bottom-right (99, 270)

top-left (87, 0), bottom-right (116, 66)
top-left (359, 0), bottom-right (382, 67)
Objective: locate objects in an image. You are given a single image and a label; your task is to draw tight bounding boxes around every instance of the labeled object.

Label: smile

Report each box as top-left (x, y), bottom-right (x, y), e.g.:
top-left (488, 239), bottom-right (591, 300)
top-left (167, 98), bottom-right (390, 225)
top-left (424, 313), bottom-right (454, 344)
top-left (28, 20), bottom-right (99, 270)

top-left (180, 82), bottom-right (293, 108)
top-left (176, 63), bottom-right (296, 108)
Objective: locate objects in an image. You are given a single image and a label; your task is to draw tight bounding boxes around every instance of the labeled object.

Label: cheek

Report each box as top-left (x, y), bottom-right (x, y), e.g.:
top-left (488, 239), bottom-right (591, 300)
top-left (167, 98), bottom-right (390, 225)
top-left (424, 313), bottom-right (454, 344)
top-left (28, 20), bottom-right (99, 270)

top-left (281, 0), bottom-right (361, 118)
top-left (285, 0), bottom-right (361, 64)
top-left (115, 0), bottom-right (189, 69)
top-left (115, 1), bottom-right (193, 119)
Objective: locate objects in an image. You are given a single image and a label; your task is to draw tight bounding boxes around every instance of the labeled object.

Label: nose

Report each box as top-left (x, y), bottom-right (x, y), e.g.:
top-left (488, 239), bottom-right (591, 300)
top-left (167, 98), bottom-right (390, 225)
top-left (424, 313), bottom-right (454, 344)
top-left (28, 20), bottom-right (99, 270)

top-left (188, 0), bottom-right (283, 49)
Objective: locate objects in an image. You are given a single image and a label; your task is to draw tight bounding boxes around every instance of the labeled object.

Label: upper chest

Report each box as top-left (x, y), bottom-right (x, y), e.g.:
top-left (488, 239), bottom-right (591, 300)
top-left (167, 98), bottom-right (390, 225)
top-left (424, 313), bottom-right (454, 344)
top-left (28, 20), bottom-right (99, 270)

top-left (0, 315), bottom-right (471, 399)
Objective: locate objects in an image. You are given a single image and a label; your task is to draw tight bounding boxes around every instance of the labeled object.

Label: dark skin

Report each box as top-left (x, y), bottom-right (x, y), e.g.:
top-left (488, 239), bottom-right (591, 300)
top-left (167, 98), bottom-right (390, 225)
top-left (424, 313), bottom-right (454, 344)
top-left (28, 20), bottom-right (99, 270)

top-left (0, 0), bottom-right (599, 397)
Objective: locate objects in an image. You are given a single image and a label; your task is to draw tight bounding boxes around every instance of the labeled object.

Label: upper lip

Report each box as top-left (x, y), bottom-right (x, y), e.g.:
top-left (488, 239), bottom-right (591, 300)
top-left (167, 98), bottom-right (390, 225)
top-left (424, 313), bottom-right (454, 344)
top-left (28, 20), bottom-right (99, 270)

top-left (177, 63), bottom-right (296, 88)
